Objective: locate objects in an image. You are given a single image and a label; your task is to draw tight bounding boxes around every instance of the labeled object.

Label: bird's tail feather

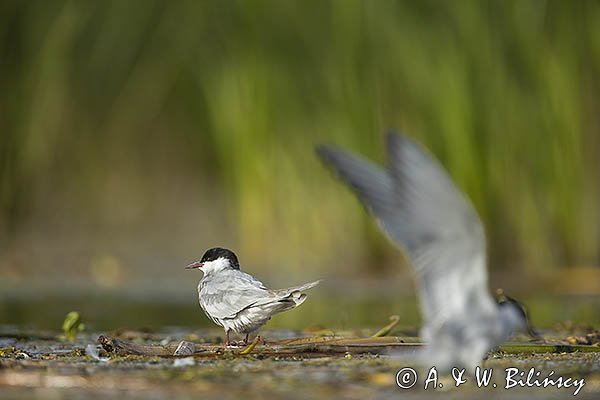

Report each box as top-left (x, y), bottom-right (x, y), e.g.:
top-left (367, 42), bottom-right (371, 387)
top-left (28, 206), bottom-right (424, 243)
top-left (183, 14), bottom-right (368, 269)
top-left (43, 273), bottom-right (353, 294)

top-left (276, 279), bottom-right (321, 297)
top-left (284, 292), bottom-right (307, 308)
top-left (271, 280), bottom-right (321, 310)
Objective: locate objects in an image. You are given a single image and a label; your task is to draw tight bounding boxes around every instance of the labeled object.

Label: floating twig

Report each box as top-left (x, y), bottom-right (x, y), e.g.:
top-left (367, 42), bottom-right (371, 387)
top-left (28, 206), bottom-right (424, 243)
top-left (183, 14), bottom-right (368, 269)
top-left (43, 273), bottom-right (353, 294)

top-left (96, 335), bottom-right (600, 359)
top-left (239, 336), bottom-right (261, 355)
top-left (371, 315), bottom-right (400, 337)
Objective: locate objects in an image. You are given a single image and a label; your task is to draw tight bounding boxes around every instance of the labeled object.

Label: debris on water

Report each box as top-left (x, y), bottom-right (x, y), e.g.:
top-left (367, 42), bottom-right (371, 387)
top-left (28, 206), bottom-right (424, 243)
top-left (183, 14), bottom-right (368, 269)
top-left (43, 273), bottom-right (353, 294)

top-left (173, 340), bottom-right (195, 356)
top-left (566, 331), bottom-right (600, 345)
top-left (173, 356), bottom-right (196, 367)
top-left (0, 326), bottom-right (597, 398)
top-left (0, 346), bottom-right (16, 357)
top-left (86, 344), bottom-right (109, 362)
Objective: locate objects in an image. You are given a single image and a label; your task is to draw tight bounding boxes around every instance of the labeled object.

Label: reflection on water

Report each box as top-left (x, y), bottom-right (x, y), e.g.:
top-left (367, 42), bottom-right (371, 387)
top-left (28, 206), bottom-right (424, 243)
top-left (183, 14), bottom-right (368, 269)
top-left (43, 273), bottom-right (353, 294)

top-left (1, 289), bottom-right (598, 332)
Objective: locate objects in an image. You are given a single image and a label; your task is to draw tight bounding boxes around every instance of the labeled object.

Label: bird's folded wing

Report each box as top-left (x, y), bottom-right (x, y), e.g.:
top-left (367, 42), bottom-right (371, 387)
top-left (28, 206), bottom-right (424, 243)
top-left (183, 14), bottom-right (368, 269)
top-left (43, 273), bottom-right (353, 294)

top-left (201, 272), bottom-right (275, 320)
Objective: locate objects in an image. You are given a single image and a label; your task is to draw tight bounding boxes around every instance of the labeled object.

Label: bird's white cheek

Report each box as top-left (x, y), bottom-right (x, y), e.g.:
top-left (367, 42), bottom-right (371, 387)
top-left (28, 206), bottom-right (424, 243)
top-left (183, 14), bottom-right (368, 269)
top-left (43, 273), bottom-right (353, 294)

top-left (201, 258), bottom-right (229, 274)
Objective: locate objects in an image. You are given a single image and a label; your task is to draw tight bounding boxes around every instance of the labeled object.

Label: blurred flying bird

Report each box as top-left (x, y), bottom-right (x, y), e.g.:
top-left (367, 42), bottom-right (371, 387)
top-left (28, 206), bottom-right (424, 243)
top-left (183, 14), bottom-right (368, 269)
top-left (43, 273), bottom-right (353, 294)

top-left (186, 247), bottom-right (320, 346)
top-left (316, 132), bottom-right (527, 370)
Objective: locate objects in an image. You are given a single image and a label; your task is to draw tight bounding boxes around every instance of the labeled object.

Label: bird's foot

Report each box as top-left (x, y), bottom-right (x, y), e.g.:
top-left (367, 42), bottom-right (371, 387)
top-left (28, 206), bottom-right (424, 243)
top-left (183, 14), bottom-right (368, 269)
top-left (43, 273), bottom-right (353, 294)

top-left (224, 331), bottom-right (251, 347)
top-left (224, 340), bottom-right (248, 347)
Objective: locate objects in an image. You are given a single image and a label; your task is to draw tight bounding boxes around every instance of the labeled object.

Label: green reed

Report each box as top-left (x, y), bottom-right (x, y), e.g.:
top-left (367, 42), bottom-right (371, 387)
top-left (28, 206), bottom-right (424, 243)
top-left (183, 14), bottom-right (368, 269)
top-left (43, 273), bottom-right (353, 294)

top-left (1, 0), bottom-right (599, 274)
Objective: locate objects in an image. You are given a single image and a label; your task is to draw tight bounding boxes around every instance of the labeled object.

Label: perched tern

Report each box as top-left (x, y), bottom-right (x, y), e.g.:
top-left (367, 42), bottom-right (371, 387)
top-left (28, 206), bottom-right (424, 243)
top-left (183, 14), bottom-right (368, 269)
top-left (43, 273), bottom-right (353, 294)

top-left (186, 247), bottom-right (320, 346)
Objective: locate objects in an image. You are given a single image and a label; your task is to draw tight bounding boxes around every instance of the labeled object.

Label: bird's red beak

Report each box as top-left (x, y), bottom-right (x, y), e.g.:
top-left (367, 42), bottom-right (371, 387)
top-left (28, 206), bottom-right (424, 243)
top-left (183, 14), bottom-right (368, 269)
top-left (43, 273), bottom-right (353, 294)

top-left (185, 261), bottom-right (203, 269)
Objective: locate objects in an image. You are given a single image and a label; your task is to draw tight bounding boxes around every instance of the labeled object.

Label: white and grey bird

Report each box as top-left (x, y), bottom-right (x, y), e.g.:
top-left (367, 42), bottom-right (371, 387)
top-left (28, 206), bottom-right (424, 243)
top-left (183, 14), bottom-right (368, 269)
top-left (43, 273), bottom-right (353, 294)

top-left (316, 132), bottom-right (527, 371)
top-left (186, 247), bottom-right (320, 346)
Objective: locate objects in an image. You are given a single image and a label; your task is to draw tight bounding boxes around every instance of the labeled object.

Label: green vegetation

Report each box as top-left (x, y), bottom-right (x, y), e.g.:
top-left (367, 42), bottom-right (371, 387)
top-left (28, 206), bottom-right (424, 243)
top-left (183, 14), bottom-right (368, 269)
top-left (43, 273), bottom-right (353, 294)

top-left (62, 311), bottom-right (85, 341)
top-left (1, 1), bottom-right (599, 273)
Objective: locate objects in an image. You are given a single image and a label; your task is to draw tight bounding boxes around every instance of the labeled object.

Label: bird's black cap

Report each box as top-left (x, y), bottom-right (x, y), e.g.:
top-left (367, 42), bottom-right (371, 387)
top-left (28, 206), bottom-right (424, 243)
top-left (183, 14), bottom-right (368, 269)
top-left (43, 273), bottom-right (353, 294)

top-left (201, 247), bottom-right (240, 269)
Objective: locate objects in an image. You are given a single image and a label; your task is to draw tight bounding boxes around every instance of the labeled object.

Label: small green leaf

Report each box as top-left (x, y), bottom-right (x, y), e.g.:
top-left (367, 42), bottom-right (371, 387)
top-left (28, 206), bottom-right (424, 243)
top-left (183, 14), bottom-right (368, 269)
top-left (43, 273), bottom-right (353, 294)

top-left (62, 311), bottom-right (84, 341)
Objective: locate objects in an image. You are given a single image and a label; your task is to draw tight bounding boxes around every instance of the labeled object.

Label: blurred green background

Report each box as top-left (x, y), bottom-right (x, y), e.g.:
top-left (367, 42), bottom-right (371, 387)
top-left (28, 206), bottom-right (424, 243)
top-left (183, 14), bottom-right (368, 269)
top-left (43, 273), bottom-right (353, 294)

top-left (1, 1), bottom-right (599, 329)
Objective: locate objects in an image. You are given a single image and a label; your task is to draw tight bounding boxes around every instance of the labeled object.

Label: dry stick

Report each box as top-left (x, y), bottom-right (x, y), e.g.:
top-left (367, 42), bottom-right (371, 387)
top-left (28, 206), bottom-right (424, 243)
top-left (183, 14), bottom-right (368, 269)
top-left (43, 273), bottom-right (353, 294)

top-left (371, 315), bottom-right (401, 337)
top-left (97, 335), bottom-right (192, 357)
top-left (97, 335), bottom-right (418, 357)
top-left (97, 335), bottom-right (600, 358)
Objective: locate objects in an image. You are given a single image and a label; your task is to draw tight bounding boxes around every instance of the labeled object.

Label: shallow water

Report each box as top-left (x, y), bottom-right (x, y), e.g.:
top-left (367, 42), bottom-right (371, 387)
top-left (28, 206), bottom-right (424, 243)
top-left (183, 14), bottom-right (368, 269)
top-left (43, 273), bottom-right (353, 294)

top-left (1, 290), bottom-right (598, 332)
top-left (1, 287), bottom-right (599, 399)
top-left (0, 327), bottom-right (598, 400)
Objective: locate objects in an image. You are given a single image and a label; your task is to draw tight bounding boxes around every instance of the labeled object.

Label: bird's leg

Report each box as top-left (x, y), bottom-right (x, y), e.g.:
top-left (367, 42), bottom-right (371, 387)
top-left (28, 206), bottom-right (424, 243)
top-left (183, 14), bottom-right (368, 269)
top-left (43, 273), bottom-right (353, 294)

top-left (225, 329), bottom-right (232, 346)
top-left (233, 333), bottom-right (249, 346)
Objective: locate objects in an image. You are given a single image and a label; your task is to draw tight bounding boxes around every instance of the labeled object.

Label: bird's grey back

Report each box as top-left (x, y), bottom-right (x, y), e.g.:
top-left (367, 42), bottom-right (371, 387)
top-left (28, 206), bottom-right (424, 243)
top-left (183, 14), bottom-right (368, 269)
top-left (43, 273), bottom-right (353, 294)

top-left (199, 269), bottom-right (272, 321)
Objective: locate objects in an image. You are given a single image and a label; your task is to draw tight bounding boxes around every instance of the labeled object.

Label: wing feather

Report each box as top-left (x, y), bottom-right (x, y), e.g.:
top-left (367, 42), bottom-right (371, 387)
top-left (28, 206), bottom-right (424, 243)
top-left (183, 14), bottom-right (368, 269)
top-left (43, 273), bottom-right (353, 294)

top-left (200, 271), bottom-right (274, 320)
top-left (317, 132), bottom-right (496, 335)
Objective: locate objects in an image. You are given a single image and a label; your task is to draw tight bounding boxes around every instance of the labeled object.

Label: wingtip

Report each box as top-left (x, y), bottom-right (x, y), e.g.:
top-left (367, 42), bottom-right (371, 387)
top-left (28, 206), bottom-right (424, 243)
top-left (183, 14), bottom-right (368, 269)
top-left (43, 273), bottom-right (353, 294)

top-left (315, 144), bottom-right (353, 175)
top-left (385, 130), bottom-right (409, 148)
top-left (385, 128), bottom-right (402, 137)
top-left (314, 144), bottom-right (336, 161)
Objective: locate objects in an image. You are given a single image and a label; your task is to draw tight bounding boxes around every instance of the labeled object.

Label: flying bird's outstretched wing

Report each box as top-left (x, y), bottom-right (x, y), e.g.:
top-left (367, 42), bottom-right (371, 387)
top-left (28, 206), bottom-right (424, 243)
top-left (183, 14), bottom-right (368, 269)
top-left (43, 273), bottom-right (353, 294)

top-left (316, 132), bottom-right (497, 346)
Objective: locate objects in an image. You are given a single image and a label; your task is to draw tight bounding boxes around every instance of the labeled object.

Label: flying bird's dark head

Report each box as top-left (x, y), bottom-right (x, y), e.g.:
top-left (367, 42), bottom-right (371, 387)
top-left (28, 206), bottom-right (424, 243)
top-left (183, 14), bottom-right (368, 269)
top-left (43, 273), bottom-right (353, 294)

top-left (496, 288), bottom-right (539, 339)
top-left (185, 247), bottom-right (240, 273)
